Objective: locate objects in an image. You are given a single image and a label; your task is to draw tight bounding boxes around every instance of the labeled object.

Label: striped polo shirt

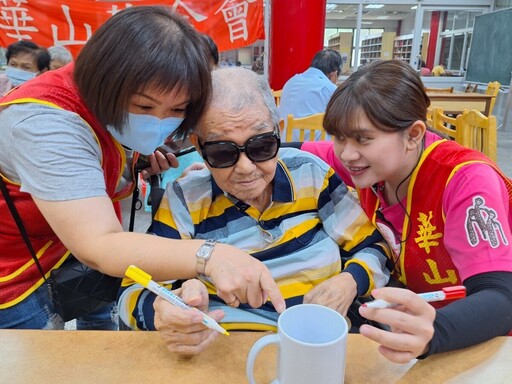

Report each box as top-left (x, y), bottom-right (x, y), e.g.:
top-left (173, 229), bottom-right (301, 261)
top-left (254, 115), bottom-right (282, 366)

top-left (118, 148), bottom-right (389, 331)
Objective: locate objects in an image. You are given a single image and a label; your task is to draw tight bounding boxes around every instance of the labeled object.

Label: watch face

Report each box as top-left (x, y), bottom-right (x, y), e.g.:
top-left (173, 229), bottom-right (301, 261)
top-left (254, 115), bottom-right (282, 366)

top-left (197, 241), bottom-right (215, 259)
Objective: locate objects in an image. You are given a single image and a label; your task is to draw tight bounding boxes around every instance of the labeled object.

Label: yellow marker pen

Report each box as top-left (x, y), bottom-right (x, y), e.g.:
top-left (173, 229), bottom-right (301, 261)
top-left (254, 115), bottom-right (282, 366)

top-left (125, 265), bottom-right (229, 336)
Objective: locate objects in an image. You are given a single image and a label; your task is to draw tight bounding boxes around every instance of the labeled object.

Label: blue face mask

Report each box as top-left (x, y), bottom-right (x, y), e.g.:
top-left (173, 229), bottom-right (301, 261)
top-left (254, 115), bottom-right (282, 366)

top-left (5, 66), bottom-right (38, 86)
top-left (107, 113), bottom-right (184, 155)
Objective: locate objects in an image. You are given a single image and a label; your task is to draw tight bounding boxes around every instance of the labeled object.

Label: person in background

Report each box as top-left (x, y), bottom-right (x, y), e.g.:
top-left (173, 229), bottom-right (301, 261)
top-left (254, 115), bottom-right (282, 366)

top-left (419, 60), bottom-right (431, 76)
top-left (202, 34), bottom-right (219, 69)
top-left (431, 63), bottom-right (451, 76)
top-left (296, 59), bottom-right (512, 363)
top-left (278, 48), bottom-right (341, 141)
top-left (251, 57), bottom-right (263, 75)
top-left (358, 58), bottom-right (369, 70)
top-left (219, 58), bottom-right (231, 67)
top-left (0, 40), bottom-right (50, 95)
top-left (48, 45), bottom-right (73, 70)
top-left (0, 6), bottom-right (284, 330)
top-left (118, 67), bottom-right (391, 354)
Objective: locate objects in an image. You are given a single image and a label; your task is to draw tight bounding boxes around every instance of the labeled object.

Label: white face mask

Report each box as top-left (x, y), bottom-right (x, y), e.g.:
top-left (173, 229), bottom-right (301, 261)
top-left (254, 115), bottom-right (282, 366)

top-left (5, 65), bottom-right (38, 86)
top-left (107, 113), bottom-right (185, 155)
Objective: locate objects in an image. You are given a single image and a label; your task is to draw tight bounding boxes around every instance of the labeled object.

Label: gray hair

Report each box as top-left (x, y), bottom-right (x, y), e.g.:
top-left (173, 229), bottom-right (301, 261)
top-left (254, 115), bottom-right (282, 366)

top-left (48, 45), bottom-right (73, 64)
top-left (208, 67), bottom-right (280, 127)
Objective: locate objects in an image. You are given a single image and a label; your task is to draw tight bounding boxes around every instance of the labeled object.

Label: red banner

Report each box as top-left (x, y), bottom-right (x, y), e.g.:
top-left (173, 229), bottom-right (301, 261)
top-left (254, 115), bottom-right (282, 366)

top-left (0, 0), bottom-right (264, 57)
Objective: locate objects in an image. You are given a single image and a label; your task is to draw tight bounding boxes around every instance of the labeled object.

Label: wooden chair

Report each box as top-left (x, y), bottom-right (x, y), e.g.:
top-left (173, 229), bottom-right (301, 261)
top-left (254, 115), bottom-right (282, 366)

top-left (464, 83), bottom-right (478, 93)
top-left (272, 89), bottom-right (282, 107)
top-left (484, 81), bottom-right (500, 116)
top-left (431, 107), bottom-right (460, 142)
top-left (426, 107), bottom-right (433, 128)
top-left (285, 113), bottom-right (328, 142)
top-left (457, 109), bottom-right (497, 161)
top-left (425, 86), bottom-right (454, 93)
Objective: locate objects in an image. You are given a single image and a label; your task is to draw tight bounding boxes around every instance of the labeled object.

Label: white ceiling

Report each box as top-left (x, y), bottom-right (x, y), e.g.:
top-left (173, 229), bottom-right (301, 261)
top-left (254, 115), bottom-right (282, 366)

top-left (326, 4), bottom-right (416, 21)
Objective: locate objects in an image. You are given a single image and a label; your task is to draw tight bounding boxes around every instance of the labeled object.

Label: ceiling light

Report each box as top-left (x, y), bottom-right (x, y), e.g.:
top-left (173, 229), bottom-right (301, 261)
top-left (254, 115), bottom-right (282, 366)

top-left (365, 4), bottom-right (384, 9)
top-left (411, 6), bottom-right (417, 9)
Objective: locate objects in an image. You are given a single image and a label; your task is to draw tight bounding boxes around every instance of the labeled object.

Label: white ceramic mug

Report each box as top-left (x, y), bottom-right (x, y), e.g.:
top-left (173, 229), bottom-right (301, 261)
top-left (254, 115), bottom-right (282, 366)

top-left (246, 304), bottom-right (348, 384)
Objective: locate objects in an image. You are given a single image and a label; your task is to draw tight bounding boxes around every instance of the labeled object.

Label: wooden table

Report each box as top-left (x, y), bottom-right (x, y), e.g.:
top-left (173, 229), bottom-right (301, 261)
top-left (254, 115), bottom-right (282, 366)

top-left (428, 92), bottom-right (494, 116)
top-left (0, 330), bottom-right (510, 383)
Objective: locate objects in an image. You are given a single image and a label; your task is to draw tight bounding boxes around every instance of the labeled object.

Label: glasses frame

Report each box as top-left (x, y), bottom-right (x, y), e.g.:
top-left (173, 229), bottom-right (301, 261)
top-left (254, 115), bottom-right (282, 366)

top-left (198, 127), bottom-right (281, 169)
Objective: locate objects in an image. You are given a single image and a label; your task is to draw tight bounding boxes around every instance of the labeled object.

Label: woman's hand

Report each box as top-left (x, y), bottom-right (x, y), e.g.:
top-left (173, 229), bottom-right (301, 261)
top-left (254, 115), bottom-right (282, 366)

top-left (358, 287), bottom-right (436, 364)
top-left (154, 279), bottom-right (224, 355)
top-left (205, 243), bottom-right (286, 314)
top-left (303, 272), bottom-right (357, 316)
top-left (139, 150), bottom-right (179, 180)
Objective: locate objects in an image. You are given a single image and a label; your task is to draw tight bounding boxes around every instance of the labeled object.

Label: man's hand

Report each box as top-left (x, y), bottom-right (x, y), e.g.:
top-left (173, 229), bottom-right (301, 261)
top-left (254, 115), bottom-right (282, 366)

top-left (154, 279), bottom-right (224, 355)
top-left (181, 162), bottom-right (206, 177)
top-left (303, 272), bottom-right (357, 316)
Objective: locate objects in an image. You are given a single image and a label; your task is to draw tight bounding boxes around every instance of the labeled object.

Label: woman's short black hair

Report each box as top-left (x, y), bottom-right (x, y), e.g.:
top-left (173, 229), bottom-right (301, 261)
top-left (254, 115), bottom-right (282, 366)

top-left (74, 5), bottom-right (211, 138)
top-left (202, 34), bottom-right (219, 66)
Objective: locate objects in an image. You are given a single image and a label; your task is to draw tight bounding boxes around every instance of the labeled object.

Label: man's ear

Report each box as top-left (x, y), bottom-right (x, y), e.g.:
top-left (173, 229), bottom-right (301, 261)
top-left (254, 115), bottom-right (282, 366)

top-left (328, 71), bottom-right (338, 84)
top-left (406, 120), bottom-right (426, 150)
top-left (189, 133), bottom-right (201, 154)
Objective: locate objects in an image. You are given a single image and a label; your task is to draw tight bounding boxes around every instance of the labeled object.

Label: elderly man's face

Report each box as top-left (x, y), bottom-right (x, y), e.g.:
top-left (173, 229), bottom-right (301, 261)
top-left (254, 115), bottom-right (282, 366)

top-left (191, 105), bottom-right (278, 211)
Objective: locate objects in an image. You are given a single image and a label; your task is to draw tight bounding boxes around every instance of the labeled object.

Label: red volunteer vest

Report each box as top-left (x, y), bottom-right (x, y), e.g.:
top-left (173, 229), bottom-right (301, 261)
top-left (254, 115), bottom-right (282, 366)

top-left (0, 63), bottom-right (134, 308)
top-left (359, 140), bottom-right (512, 306)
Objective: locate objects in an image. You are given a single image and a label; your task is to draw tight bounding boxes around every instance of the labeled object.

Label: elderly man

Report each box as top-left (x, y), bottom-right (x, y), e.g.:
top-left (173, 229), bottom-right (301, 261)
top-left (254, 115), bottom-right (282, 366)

top-left (118, 67), bottom-right (390, 354)
top-left (48, 45), bottom-right (73, 70)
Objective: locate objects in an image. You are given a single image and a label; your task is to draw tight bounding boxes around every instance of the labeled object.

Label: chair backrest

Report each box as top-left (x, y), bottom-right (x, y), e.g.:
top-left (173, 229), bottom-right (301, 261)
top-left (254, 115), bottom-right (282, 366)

top-left (456, 109), bottom-right (497, 161)
top-left (464, 83), bottom-right (478, 93)
top-left (272, 89), bottom-right (282, 107)
top-left (425, 86), bottom-right (454, 93)
top-left (426, 107), bottom-right (434, 128)
top-left (285, 113), bottom-right (327, 142)
top-left (484, 81), bottom-right (500, 115)
top-left (431, 107), bottom-right (459, 141)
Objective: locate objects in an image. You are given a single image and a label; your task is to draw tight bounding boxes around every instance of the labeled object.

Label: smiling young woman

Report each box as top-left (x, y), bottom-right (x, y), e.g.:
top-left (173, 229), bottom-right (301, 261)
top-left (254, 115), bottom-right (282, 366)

top-left (299, 59), bottom-right (512, 363)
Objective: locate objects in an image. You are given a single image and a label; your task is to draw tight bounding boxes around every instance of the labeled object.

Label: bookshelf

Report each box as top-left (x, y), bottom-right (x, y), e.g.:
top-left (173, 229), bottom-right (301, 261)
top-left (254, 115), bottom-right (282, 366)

top-left (328, 32), bottom-right (353, 74)
top-left (393, 33), bottom-right (429, 62)
top-left (360, 32), bottom-right (396, 62)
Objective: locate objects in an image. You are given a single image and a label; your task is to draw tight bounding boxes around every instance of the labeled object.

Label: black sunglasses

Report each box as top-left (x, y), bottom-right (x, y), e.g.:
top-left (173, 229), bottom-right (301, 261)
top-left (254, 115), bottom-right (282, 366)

top-left (198, 129), bottom-right (281, 168)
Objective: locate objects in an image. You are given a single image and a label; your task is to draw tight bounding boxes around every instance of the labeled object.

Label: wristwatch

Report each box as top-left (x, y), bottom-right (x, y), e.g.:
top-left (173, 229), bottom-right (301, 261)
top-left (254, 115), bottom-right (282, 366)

top-left (196, 239), bottom-right (217, 275)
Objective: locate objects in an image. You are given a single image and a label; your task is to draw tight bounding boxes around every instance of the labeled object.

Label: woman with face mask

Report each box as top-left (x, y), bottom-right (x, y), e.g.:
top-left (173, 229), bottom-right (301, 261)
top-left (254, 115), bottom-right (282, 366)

top-left (0, 40), bottom-right (50, 95)
top-left (0, 6), bottom-right (285, 330)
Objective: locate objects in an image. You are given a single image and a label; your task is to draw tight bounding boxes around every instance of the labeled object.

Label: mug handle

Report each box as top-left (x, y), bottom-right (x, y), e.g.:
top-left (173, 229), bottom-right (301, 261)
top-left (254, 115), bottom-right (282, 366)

top-left (246, 334), bottom-right (279, 384)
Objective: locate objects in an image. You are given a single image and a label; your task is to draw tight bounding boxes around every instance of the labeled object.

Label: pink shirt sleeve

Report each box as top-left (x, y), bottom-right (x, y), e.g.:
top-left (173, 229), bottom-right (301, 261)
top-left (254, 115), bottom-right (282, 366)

top-left (301, 141), bottom-right (354, 187)
top-left (443, 163), bottom-right (512, 280)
